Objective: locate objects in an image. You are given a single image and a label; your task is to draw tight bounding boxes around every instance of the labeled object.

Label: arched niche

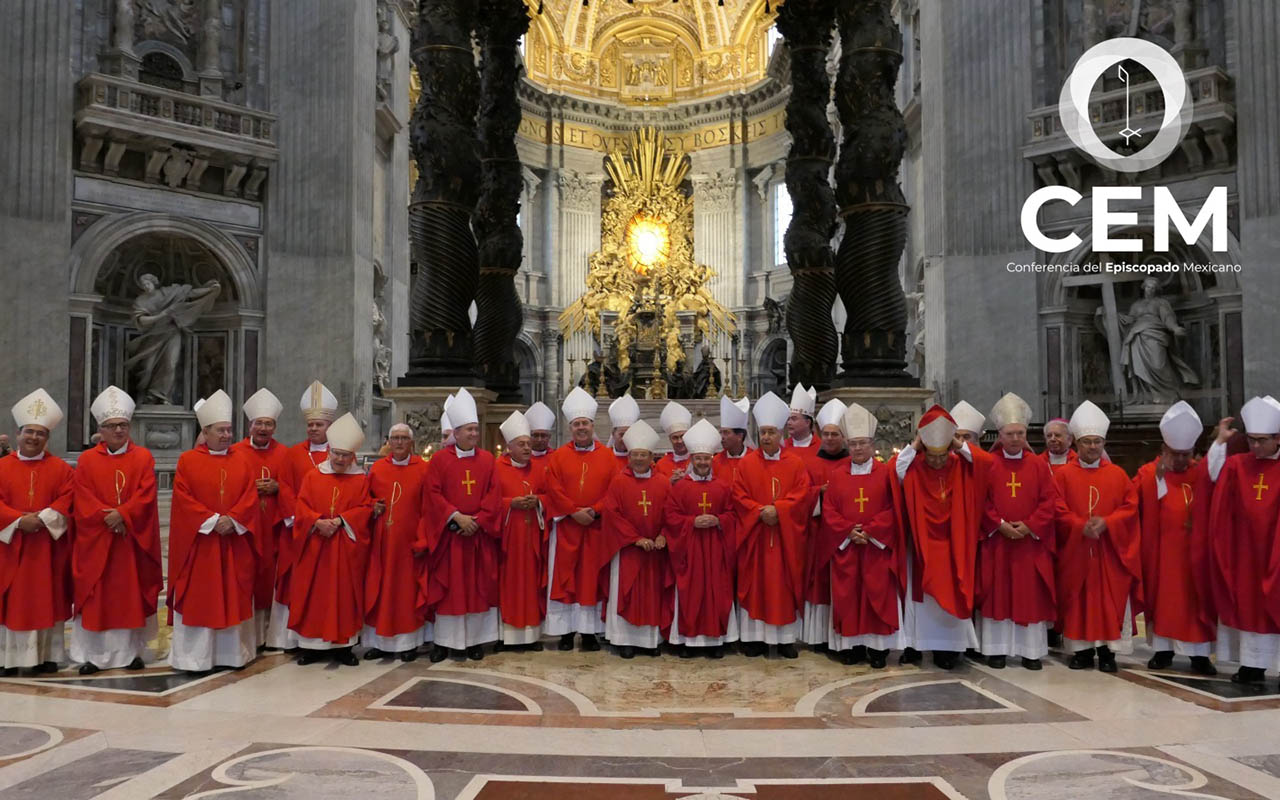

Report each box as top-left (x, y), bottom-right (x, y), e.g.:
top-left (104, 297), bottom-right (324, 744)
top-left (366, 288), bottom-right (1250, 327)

top-left (66, 213), bottom-right (263, 451)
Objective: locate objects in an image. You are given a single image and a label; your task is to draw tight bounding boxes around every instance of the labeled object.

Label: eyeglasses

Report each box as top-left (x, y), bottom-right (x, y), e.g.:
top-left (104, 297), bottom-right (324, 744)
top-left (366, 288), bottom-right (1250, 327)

top-left (100, 422), bottom-right (130, 431)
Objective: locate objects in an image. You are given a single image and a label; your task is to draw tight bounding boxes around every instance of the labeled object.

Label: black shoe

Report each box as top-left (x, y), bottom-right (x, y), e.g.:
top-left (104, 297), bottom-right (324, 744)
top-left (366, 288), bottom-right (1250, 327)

top-left (679, 645), bottom-right (696, 659)
top-left (811, 643), bottom-right (828, 654)
top-left (1147, 650), bottom-right (1174, 670)
top-left (778, 643), bottom-right (799, 659)
top-left (399, 649), bottom-right (418, 662)
top-left (1047, 628), bottom-right (1063, 648)
top-left (618, 645), bottom-right (635, 659)
top-left (899, 647), bottom-right (922, 665)
top-left (466, 645), bottom-right (485, 661)
top-left (839, 649), bottom-right (857, 665)
top-left (428, 645), bottom-right (449, 663)
top-left (932, 651), bottom-right (958, 670)
top-left (527, 641), bottom-right (544, 652)
top-left (741, 641), bottom-right (766, 658)
top-left (558, 633), bottom-right (575, 651)
top-left (78, 662), bottom-right (100, 675)
top-left (1190, 656), bottom-right (1217, 676)
top-left (1231, 666), bottom-right (1266, 686)
top-left (333, 649), bottom-right (359, 667)
top-left (1022, 658), bottom-right (1043, 671)
top-left (987, 655), bottom-right (1006, 669)
top-left (364, 647), bottom-right (386, 661)
top-left (1, 667), bottom-right (17, 677)
top-left (1097, 647), bottom-right (1117, 673)
top-left (493, 641), bottom-right (504, 654)
top-left (708, 645), bottom-right (724, 659)
top-left (965, 647), bottom-right (984, 662)
top-left (296, 651), bottom-right (322, 666)
top-left (580, 634), bottom-right (601, 652)
top-left (868, 649), bottom-right (888, 669)
top-left (126, 657), bottom-right (145, 670)
top-left (849, 645), bottom-right (867, 664)
top-left (36, 661), bottom-right (59, 674)
top-left (1068, 648), bottom-right (1095, 670)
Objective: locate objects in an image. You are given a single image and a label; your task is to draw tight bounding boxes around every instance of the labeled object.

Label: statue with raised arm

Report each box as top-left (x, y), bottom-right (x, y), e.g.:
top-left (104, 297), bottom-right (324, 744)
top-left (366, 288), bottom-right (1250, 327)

top-left (1114, 276), bottom-right (1199, 404)
top-left (124, 273), bottom-right (221, 404)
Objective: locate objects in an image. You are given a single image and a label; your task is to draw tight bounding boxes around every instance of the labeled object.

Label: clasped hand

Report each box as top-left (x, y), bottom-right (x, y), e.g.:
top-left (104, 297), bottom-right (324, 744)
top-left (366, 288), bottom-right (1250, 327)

top-left (759, 505), bottom-right (779, 525)
top-left (693, 514), bottom-right (719, 528)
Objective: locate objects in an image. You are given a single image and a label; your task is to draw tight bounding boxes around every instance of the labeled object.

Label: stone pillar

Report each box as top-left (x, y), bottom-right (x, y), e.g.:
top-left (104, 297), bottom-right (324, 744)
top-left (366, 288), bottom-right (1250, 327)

top-left (693, 169), bottom-right (741, 390)
top-left (776, 0), bottom-right (839, 393)
top-left (555, 169), bottom-right (604, 389)
top-left (401, 0), bottom-right (481, 386)
top-left (101, 0), bottom-right (141, 79)
top-left (832, 0), bottom-right (913, 387)
top-left (471, 0), bottom-right (530, 403)
top-left (198, 0), bottom-right (224, 97)
top-left (0, 0), bottom-right (75, 451)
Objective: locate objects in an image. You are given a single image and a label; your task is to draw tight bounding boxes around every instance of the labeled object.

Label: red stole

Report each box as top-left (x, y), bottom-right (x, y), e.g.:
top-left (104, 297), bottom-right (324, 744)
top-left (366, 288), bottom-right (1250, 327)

top-left (71, 443), bottom-right (163, 631)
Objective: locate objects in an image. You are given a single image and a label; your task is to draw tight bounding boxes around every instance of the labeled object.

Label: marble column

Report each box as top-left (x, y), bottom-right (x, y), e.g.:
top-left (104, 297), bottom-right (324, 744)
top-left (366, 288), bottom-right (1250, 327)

top-left (471, 0), bottom-right (530, 403)
top-left (402, 0), bottom-right (481, 386)
top-left (693, 169), bottom-right (741, 391)
top-left (0, 0), bottom-right (75, 449)
top-left (776, 0), bottom-right (839, 393)
top-left (198, 0), bottom-right (223, 97)
top-left (555, 170), bottom-right (603, 390)
top-left (832, 0), bottom-right (913, 386)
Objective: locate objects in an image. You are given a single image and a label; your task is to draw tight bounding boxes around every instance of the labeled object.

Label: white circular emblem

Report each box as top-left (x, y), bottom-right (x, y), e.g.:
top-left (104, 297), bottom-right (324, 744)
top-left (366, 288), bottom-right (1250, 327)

top-left (1058, 37), bottom-right (1193, 173)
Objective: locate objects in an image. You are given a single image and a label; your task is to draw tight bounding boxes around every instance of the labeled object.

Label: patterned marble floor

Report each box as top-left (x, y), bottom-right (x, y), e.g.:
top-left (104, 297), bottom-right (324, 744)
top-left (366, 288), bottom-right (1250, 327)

top-left (2, 639), bottom-right (1280, 799)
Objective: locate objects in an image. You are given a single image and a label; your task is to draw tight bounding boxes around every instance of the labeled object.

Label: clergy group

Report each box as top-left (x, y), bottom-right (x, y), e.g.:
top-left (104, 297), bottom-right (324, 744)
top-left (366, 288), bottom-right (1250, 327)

top-left (1, 380), bottom-right (1278, 691)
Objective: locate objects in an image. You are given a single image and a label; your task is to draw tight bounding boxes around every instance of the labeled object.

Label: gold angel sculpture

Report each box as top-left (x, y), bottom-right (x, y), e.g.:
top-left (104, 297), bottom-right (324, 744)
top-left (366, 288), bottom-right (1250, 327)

top-left (559, 127), bottom-right (735, 380)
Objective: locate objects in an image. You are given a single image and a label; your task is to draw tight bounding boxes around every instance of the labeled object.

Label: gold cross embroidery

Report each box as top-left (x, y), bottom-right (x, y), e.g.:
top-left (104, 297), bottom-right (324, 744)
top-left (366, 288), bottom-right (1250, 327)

top-left (1253, 473), bottom-right (1269, 501)
top-left (28, 472), bottom-right (36, 508)
top-left (114, 470), bottom-right (127, 506)
top-left (854, 487), bottom-right (869, 513)
top-left (698, 492), bottom-right (712, 513)
top-left (769, 476), bottom-right (781, 547)
top-left (218, 468), bottom-right (227, 506)
top-left (387, 481), bottom-right (402, 528)
top-left (329, 486), bottom-right (341, 517)
top-left (579, 462), bottom-right (589, 492)
top-left (1181, 482), bottom-right (1194, 532)
top-left (637, 490), bottom-right (651, 516)
top-left (260, 466), bottom-right (270, 511)
top-left (462, 469), bottom-right (476, 496)
top-left (1007, 472), bottom-right (1021, 498)
top-left (521, 479), bottom-right (533, 525)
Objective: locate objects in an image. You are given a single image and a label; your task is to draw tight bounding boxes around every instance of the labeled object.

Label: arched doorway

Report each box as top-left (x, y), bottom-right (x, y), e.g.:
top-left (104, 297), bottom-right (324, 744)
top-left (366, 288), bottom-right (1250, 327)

top-left (68, 213), bottom-right (262, 452)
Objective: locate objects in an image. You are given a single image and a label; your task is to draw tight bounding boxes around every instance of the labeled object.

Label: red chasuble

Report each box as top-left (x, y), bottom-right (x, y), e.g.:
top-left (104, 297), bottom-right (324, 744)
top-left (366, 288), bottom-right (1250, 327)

top-left (663, 474), bottom-right (737, 638)
top-left (285, 441), bottom-right (327, 490)
top-left (803, 452), bottom-right (848, 608)
top-left (366, 455), bottom-right (430, 637)
top-left (543, 442), bottom-right (619, 608)
top-left (420, 446), bottom-right (503, 616)
top-left (817, 460), bottom-right (900, 637)
top-left (654, 453), bottom-right (690, 481)
top-left (288, 468), bottom-right (374, 643)
top-left (494, 455), bottom-right (549, 629)
top-left (1053, 461), bottom-right (1141, 642)
top-left (230, 438), bottom-right (295, 613)
top-left (894, 450), bottom-right (980, 619)
top-left (600, 470), bottom-right (674, 629)
top-left (711, 447), bottom-right (754, 486)
top-left (730, 449), bottom-right (813, 625)
top-left (977, 450), bottom-right (1057, 625)
top-left (1040, 449), bottom-right (1079, 474)
top-left (1205, 453), bottom-right (1280, 634)
top-left (0, 454), bottom-right (75, 631)
top-left (72, 442), bottom-right (163, 631)
top-left (167, 446), bottom-right (260, 629)
top-left (784, 437), bottom-right (820, 459)
top-left (1135, 458), bottom-right (1215, 643)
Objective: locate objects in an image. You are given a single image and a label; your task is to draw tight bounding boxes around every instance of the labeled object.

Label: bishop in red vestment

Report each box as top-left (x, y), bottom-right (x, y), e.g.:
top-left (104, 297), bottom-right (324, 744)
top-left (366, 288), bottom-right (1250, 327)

top-left (975, 393), bottom-right (1057, 670)
top-left (494, 412), bottom-right (549, 648)
top-left (812, 403), bottom-right (901, 667)
top-left (663, 420), bottom-right (738, 657)
top-left (285, 379), bottom-right (338, 492)
top-left (1053, 401), bottom-right (1140, 673)
top-left (1202, 397), bottom-right (1280, 686)
top-left (543, 387), bottom-right (618, 650)
top-left (801, 399), bottom-right (849, 648)
top-left (731, 391), bottom-right (813, 658)
top-left (1136, 401), bottom-right (1215, 675)
top-left (0, 389), bottom-right (74, 672)
top-left (783, 384), bottom-right (820, 458)
top-left (893, 405), bottom-right (980, 670)
top-left (71, 387), bottom-right (162, 673)
top-left (607, 394), bottom-right (640, 471)
top-left (363, 423), bottom-right (431, 660)
top-left (713, 396), bottom-right (754, 485)
top-left (230, 387), bottom-right (294, 648)
top-left (289, 413), bottom-right (374, 666)
top-left (599, 422), bottom-right (673, 657)
top-left (1041, 419), bottom-right (1078, 473)
top-left (167, 392), bottom-right (261, 672)
top-left (655, 401), bottom-right (692, 482)
top-left (420, 390), bottom-right (503, 661)
top-left (525, 401), bottom-right (557, 467)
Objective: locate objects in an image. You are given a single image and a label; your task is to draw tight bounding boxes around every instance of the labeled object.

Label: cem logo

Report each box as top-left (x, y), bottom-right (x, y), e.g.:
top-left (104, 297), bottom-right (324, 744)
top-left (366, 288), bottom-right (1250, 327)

top-left (1020, 37), bottom-right (1228, 254)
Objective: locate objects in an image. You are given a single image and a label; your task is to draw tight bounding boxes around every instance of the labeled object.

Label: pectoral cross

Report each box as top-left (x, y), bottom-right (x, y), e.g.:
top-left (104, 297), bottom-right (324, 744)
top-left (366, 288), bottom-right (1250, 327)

top-left (462, 469), bottom-right (476, 496)
top-left (854, 487), bottom-right (868, 513)
top-left (1006, 472), bottom-right (1021, 499)
top-left (1253, 473), bottom-right (1269, 501)
top-left (637, 490), bottom-right (651, 516)
top-left (698, 492), bottom-right (712, 513)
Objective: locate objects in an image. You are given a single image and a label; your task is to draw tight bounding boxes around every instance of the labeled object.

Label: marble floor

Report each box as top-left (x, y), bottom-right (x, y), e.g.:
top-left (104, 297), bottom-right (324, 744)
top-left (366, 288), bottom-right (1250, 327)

top-left (2, 638), bottom-right (1279, 799)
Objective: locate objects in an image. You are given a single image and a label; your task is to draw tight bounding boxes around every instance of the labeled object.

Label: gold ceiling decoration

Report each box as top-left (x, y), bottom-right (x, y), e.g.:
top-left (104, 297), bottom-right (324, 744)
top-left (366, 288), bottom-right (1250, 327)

top-left (522, 0), bottom-right (779, 106)
top-left (560, 128), bottom-right (735, 381)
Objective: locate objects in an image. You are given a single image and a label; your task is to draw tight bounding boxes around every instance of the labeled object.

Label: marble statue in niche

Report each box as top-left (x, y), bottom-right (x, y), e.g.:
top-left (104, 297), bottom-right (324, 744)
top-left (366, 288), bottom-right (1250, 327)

top-left (376, 2), bottom-right (400, 103)
top-left (1097, 276), bottom-right (1200, 404)
top-left (125, 273), bottom-right (220, 404)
